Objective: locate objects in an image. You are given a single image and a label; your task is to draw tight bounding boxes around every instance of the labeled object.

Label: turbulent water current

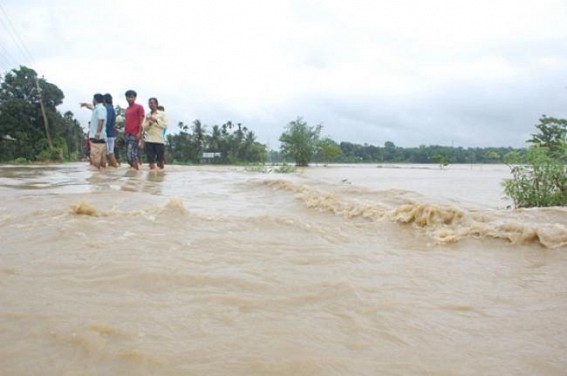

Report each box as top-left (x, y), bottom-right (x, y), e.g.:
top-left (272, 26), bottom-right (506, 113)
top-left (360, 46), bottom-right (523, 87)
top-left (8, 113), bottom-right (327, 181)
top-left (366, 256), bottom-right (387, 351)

top-left (0, 163), bottom-right (566, 375)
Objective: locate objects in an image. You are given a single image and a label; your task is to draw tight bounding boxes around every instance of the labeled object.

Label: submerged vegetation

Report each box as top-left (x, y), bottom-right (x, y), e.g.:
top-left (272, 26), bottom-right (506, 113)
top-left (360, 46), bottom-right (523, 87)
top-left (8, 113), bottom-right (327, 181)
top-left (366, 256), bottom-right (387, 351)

top-left (503, 116), bottom-right (567, 208)
top-left (244, 162), bottom-right (296, 174)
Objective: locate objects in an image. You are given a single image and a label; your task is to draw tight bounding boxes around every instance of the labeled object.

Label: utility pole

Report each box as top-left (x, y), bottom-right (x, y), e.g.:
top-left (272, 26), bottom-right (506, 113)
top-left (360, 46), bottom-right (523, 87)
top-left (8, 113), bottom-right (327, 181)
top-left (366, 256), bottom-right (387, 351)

top-left (35, 77), bottom-right (53, 150)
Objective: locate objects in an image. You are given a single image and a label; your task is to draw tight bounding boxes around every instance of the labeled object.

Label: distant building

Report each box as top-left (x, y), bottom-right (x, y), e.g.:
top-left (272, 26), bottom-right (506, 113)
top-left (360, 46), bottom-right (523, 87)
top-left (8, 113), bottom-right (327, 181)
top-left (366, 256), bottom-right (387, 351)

top-left (2, 135), bottom-right (16, 141)
top-left (200, 152), bottom-right (222, 163)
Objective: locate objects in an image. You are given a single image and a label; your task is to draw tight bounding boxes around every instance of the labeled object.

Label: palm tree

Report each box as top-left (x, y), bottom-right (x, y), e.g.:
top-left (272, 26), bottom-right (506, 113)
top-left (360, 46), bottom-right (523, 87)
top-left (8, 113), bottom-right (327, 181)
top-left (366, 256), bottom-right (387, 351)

top-left (209, 125), bottom-right (221, 151)
top-left (192, 119), bottom-right (206, 161)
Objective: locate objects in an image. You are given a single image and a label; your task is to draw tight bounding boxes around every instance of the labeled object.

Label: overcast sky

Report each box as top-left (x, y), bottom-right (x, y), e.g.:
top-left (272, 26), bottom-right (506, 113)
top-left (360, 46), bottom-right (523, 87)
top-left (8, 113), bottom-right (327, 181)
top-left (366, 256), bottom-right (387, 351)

top-left (1, 0), bottom-right (567, 148)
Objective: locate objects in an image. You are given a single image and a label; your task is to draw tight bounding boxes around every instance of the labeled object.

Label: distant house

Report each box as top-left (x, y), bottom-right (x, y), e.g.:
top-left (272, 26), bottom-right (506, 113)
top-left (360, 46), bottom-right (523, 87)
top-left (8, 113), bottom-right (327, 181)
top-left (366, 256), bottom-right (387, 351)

top-left (2, 135), bottom-right (16, 142)
top-left (200, 152), bottom-right (222, 163)
top-left (1, 135), bottom-right (17, 161)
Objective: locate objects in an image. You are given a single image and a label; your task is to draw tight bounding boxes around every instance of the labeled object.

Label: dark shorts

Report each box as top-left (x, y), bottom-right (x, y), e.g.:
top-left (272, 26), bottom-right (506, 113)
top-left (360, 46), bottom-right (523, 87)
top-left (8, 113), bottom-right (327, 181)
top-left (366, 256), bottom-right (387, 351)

top-left (145, 142), bottom-right (165, 164)
top-left (125, 134), bottom-right (139, 163)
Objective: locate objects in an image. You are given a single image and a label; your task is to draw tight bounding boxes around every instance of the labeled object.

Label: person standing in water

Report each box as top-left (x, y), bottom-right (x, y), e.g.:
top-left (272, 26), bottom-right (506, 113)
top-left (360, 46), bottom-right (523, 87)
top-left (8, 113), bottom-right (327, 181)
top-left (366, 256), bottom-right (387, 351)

top-left (124, 90), bottom-right (145, 170)
top-left (82, 93), bottom-right (107, 170)
top-left (143, 97), bottom-right (168, 169)
top-left (103, 93), bottom-right (119, 167)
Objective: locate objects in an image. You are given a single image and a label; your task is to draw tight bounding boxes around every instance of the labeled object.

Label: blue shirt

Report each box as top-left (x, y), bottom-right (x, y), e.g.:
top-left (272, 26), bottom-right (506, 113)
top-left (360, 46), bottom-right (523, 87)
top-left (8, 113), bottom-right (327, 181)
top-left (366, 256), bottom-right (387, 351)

top-left (105, 103), bottom-right (117, 138)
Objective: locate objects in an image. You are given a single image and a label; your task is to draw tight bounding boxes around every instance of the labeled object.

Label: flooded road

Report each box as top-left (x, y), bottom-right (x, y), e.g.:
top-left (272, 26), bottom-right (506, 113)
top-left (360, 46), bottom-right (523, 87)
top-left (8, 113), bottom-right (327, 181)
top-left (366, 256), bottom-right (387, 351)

top-left (0, 163), bottom-right (566, 375)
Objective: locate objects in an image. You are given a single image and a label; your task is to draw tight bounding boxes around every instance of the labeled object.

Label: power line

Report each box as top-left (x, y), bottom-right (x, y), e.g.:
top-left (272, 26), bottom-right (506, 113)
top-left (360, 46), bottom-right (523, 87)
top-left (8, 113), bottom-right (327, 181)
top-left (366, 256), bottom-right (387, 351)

top-left (0, 3), bottom-right (49, 148)
top-left (0, 42), bottom-right (19, 70)
top-left (0, 2), bottom-right (35, 64)
top-left (0, 55), bottom-right (14, 73)
top-left (0, 2), bottom-right (35, 68)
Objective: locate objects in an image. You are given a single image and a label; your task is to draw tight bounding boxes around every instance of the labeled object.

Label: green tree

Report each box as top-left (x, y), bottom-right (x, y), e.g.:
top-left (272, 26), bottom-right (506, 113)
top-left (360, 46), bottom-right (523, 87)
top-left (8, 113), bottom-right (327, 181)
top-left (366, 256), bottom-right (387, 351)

top-left (166, 122), bottom-right (194, 163)
top-left (503, 115), bottom-right (567, 208)
top-left (191, 119), bottom-right (206, 162)
top-left (208, 125), bottom-right (221, 152)
top-left (279, 117), bottom-right (322, 166)
top-left (484, 150), bottom-right (501, 163)
top-left (528, 115), bottom-right (567, 158)
top-left (504, 147), bottom-right (566, 208)
top-left (163, 119), bottom-right (267, 165)
top-left (503, 150), bottom-right (522, 165)
top-left (383, 141), bottom-right (398, 162)
top-left (247, 142), bottom-right (268, 163)
top-left (431, 154), bottom-right (449, 168)
top-left (318, 137), bottom-right (342, 164)
top-left (0, 65), bottom-right (80, 162)
top-left (60, 110), bottom-right (84, 160)
top-left (239, 128), bottom-right (255, 160)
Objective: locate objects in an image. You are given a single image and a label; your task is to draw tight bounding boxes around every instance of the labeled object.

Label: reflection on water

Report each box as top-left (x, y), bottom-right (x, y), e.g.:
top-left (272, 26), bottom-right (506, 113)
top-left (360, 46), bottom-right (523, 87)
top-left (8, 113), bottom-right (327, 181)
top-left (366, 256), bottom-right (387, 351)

top-left (117, 170), bottom-right (166, 195)
top-left (146, 170), bottom-right (166, 183)
top-left (0, 162), bottom-right (566, 375)
top-left (0, 164), bottom-right (169, 195)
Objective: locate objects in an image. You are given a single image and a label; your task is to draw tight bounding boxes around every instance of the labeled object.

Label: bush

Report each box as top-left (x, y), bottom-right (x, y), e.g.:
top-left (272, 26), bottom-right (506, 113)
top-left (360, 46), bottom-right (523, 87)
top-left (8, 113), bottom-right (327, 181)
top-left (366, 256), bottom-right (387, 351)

top-left (273, 162), bottom-right (296, 173)
top-left (503, 147), bottom-right (567, 208)
top-left (13, 157), bottom-right (29, 164)
top-left (36, 148), bottom-right (64, 162)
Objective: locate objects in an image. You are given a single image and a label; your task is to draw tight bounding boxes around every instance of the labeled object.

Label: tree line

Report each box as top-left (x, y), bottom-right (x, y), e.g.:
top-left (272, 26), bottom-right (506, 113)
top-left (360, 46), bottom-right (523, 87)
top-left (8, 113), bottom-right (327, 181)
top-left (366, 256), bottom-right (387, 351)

top-left (0, 65), bottom-right (532, 167)
top-left (1, 66), bottom-right (564, 207)
top-left (276, 117), bottom-right (527, 166)
top-left (164, 120), bottom-right (267, 164)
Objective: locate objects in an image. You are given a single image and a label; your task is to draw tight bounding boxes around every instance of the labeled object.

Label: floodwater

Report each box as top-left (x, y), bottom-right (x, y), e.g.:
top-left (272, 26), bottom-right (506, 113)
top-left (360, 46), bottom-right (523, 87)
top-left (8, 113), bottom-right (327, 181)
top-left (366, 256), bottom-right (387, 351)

top-left (0, 162), bottom-right (566, 375)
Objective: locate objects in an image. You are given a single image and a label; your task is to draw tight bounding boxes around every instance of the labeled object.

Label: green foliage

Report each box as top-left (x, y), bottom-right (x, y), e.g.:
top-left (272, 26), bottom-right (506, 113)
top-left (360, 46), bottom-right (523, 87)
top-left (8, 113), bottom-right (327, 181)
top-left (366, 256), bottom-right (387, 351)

top-left (279, 117), bottom-right (322, 166)
top-left (115, 105), bottom-right (125, 131)
top-left (244, 164), bottom-right (268, 173)
top-left (317, 137), bottom-right (342, 164)
top-left (484, 150), bottom-right (501, 163)
top-left (333, 141), bottom-right (523, 164)
top-left (503, 150), bottom-right (521, 165)
top-left (503, 116), bottom-right (567, 208)
top-left (13, 157), bottom-right (29, 164)
top-left (431, 154), bottom-right (449, 168)
top-left (247, 142), bottom-right (268, 163)
top-left (0, 137), bottom-right (17, 161)
top-left (36, 147), bottom-right (64, 162)
top-left (273, 162), bottom-right (296, 173)
top-left (503, 147), bottom-right (567, 208)
top-left (383, 141), bottom-right (399, 162)
top-left (528, 115), bottom-right (567, 158)
top-left (0, 66), bottom-right (84, 162)
top-left (165, 120), bottom-right (267, 165)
